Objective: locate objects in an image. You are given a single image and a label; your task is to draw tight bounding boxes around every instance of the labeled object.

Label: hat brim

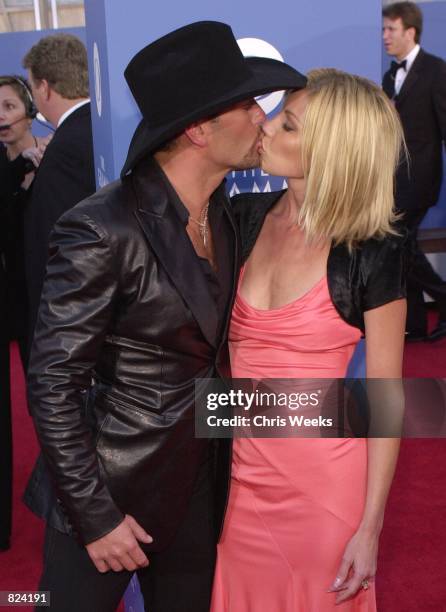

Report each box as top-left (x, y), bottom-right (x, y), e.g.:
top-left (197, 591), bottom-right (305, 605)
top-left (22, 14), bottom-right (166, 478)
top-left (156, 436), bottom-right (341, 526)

top-left (121, 57), bottom-right (306, 177)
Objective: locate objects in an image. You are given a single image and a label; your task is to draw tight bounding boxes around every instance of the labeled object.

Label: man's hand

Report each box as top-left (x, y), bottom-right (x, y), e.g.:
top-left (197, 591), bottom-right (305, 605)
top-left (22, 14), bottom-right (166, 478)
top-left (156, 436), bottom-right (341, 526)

top-left (85, 514), bottom-right (153, 573)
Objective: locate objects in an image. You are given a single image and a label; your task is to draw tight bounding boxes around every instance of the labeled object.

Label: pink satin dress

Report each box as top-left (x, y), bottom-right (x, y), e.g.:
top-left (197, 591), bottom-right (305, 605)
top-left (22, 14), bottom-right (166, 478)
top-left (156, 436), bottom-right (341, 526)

top-left (211, 269), bottom-right (377, 611)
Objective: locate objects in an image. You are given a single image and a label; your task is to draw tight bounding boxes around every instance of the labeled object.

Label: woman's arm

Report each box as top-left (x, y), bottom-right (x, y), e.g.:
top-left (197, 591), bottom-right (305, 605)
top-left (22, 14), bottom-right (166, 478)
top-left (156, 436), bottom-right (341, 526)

top-left (362, 297), bottom-right (406, 531)
top-left (329, 298), bottom-right (406, 604)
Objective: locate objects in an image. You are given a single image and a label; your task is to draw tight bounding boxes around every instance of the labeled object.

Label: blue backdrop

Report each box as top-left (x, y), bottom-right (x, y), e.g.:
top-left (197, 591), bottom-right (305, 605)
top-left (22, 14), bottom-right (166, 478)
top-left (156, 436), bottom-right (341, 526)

top-left (84, 0), bottom-right (382, 188)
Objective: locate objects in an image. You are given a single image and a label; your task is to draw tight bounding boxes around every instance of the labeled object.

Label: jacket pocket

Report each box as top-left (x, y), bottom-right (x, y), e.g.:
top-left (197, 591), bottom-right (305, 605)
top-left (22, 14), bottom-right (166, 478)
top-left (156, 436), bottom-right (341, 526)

top-left (94, 393), bottom-right (175, 484)
top-left (94, 390), bottom-right (173, 446)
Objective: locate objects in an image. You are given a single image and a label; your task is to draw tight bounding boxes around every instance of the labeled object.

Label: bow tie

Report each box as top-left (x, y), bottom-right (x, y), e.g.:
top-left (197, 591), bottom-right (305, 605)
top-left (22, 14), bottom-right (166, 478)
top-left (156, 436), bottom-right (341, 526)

top-left (390, 59), bottom-right (407, 78)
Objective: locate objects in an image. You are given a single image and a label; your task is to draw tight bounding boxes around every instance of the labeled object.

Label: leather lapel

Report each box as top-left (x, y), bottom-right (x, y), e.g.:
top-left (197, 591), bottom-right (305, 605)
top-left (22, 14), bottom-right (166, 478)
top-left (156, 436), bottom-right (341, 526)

top-left (221, 194), bottom-right (239, 296)
top-left (211, 190), bottom-right (237, 291)
top-left (214, 194), bottom-right (239, 350)
top-left (396, 49), bottom-right (424, 105)
top-left (131, 157), bottom-right (219, 347)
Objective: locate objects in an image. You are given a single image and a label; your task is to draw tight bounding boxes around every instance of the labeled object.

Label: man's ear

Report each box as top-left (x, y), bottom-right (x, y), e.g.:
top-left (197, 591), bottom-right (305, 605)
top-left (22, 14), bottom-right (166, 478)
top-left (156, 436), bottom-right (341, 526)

top-left (184, 120), bottom-right (212, 147)
top-left (40, 79), bottom-right (51, 101)
top-left (406, 26), bottom-right (417, 43)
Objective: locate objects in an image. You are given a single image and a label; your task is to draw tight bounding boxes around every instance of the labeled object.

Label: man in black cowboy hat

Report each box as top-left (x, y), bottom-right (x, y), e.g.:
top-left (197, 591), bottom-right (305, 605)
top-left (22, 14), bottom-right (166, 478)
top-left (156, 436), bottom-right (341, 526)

top-left (24, 21), bottom-right (306, 611)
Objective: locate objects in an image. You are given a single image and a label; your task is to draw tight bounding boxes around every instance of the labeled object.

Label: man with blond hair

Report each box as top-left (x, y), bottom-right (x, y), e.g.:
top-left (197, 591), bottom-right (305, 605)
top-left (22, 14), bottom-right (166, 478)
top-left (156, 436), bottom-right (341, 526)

top-left (22, 34), bottom-right (95, 361)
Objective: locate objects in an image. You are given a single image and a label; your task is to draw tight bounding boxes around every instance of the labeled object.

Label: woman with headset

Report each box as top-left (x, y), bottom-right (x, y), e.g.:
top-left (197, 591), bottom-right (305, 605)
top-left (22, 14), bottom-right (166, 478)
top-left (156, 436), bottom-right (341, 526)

top-left (0, 75), bottom-right (51, 189)
top-left (0, 75), bottom-right (50, 551)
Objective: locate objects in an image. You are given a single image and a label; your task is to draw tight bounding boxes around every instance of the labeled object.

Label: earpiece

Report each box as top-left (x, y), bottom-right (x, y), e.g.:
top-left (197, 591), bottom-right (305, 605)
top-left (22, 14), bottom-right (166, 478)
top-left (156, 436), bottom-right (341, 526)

top-left (11, 76), bottom-right (37, 119)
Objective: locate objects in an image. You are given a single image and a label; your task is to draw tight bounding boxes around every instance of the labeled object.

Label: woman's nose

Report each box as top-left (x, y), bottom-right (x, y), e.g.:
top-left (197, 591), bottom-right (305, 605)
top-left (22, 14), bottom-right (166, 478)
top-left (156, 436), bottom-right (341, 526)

top-left (262, 118), bottom-right (274, 136)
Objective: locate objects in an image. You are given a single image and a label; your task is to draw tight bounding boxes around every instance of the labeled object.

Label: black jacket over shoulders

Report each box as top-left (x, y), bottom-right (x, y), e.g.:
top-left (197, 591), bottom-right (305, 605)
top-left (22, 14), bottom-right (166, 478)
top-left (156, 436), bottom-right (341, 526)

top-left (383, 49), bottom-right (446, 210)
top-left (24, 156), bottom-right (237, 549)
top-left (233, 190), bottom-right (406, 333)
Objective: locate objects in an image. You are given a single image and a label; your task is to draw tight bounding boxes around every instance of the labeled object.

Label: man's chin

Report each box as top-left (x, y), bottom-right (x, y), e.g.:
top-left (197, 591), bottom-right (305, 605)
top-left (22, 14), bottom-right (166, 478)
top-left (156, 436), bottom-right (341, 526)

top-left (231, 154), bottom-right (261, 172)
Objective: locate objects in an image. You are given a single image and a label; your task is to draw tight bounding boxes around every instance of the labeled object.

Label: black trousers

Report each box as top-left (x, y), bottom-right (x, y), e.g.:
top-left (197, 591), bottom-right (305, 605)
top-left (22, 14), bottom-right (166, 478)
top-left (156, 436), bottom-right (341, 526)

top-left (37, 454), bottom-right (216, 612)
top-left (398, 208), bottom-right (446, 334)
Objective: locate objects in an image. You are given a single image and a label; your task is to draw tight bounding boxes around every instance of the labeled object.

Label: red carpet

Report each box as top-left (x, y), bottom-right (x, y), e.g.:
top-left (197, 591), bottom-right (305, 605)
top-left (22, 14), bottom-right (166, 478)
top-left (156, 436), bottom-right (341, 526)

top-left (377, 440), bottom-right (446, 611)
top-left (0, 342), bottom-right (43, 601)
top-left (0, 343), bottom-right (124, 611)
top-left (403, 310), bottom-right (446, 377)
top-left (1, 339), bottom-right (445, 611)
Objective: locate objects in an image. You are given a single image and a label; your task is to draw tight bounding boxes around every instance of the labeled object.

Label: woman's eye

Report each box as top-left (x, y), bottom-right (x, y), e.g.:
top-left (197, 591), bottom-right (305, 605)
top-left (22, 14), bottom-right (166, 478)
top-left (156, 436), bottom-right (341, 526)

top-left (283, 123), bottom-right (293, 132)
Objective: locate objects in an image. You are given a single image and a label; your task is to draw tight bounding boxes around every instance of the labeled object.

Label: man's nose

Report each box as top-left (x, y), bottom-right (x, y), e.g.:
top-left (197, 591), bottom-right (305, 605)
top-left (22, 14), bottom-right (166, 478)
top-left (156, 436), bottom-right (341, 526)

top-left (252, 102), bottom-right (267, 125)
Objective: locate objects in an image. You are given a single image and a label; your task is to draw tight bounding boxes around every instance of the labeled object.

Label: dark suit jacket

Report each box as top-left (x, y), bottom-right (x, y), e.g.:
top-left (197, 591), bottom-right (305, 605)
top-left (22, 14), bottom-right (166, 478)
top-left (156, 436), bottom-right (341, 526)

top-left (23, 102), bottom-right (95, 345)
top-left (383, 49), bottom-right (446, 210)
top-left (24, 156), bottom-right (237, 549)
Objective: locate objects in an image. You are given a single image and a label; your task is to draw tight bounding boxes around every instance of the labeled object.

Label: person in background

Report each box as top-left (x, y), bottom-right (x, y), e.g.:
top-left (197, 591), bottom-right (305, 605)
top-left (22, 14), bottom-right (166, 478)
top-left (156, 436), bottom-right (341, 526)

top-left (22, 34), bottom-right (96, 363)
top-left (0, 75), bottom-right (50, 551)
top-left (383, 1), bottom-right (446, 342)
top-left (212, 69), bottom-right (406, 611)
top-left (0, 75), bottom-right (51, 361)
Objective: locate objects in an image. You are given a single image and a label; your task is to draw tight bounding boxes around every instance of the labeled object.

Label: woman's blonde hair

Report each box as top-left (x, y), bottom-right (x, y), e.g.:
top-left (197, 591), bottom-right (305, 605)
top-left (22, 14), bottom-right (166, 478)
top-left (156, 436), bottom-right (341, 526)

top-left (298, 68), bottom-right (405, 249)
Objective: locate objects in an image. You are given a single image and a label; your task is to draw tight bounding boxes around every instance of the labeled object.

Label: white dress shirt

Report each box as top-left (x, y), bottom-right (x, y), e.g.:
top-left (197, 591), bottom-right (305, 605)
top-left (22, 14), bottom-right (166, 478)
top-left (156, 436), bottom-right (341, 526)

top-left (394, 44), bottom-right (420, 95)
top-left (57, 98), bottom-right (91, 128)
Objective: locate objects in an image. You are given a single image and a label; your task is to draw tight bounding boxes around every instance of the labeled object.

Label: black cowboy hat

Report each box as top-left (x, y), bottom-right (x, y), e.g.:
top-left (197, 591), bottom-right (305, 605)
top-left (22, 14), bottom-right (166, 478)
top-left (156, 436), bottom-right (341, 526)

top-left (121, 20), bottom-right (307, 176)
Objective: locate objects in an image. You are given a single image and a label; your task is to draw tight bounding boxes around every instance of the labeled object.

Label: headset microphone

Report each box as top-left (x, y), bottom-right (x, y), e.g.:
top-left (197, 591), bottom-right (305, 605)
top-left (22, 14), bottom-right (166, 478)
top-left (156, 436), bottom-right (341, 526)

top-left (0, 114), bottom-right (55, 133)
top-left (8, 76), bottom-right (37, 119)
top-left (0, 115), bottom-right (28, 131)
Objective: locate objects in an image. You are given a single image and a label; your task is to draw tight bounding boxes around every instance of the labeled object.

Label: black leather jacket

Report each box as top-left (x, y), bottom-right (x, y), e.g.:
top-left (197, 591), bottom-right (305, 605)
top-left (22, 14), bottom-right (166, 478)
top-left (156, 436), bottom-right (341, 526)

top-left (25, 157), bottom-right (238, 547)
top-left (233, 190), bottom-right (406, 332)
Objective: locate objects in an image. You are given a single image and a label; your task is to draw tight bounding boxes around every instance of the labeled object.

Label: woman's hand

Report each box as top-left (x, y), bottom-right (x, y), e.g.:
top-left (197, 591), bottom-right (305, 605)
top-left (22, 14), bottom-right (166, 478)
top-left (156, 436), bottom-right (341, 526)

top-left (37, 134), bottom-right (53, 150)
top-left (22, 145), bottom-right (43, 168)
top-left (327, 527), bottom-right (378, 604)
top-left (22, 134), bottom-right (52, 168)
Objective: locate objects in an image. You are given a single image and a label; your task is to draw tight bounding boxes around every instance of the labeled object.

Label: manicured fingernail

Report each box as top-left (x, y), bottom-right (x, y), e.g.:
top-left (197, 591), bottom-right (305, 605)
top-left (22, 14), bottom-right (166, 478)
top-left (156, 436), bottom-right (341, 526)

top-left (327, 579), bottom-right (341, 592)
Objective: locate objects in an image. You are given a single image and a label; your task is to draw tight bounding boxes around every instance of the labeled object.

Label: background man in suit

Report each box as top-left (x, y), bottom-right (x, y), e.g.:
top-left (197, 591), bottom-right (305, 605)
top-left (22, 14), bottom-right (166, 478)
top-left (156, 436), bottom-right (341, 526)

top-left (383, 1), bottom-right (446, 342)
top-left (22, 34), bottom-right (95, 361)
top-left (24, 21), bottom-right (306, 611)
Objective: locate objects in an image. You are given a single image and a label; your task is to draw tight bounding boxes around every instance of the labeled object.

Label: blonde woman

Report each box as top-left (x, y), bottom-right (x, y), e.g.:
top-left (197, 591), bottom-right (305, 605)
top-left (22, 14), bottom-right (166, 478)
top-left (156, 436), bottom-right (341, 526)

top-left (211, 70), bottom-right (406, 611)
